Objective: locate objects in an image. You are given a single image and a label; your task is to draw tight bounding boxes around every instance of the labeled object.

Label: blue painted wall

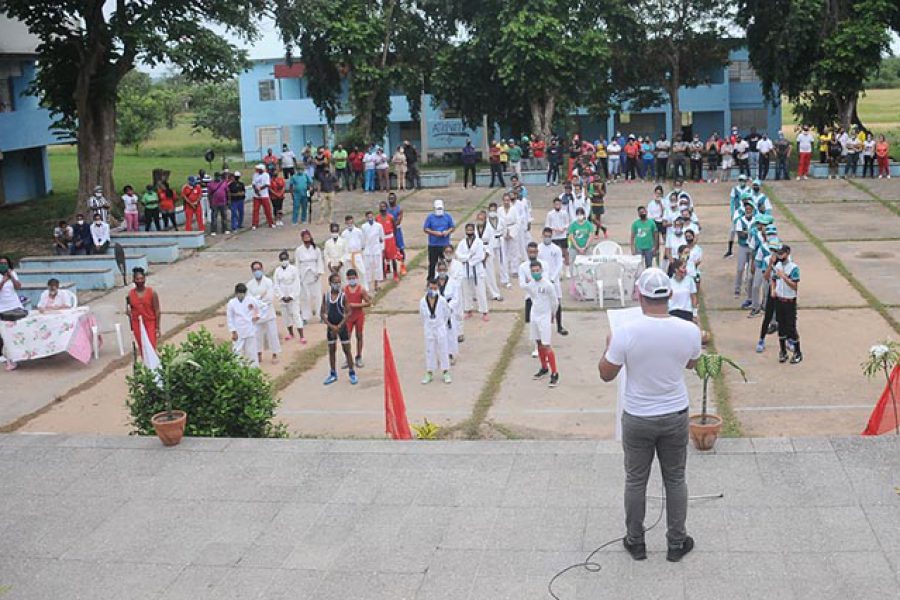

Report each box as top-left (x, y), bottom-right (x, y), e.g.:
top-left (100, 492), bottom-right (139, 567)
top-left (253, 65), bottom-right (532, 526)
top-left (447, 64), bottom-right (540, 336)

top-left (0, 59), bottom-right (61, 204)
top-left (239, 47), bottom-right (780, 160)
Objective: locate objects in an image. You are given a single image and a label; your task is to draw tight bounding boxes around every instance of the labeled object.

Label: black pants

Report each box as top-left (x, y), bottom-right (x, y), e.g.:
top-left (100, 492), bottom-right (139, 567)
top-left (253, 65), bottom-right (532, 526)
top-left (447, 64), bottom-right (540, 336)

top-left (271, 197), bottom-right (284, 217)
top-left (738, 159), bottom-right (751, 177)
top-left (406, 164), bottom-right (421, 189)
top-left (547, 162), bottom-right (560, 184)
top-left (598, 157), bottom-right (609, 179)
top-left (427, 245), bottom-right (445, 281)
top-left (759, 293), bottom-right (777, 339)
top-left (671, 157), bottom-right (686, 179)
top-left (463, 164), bottom-right (477, 187)
top-left (689, 159), bottom-right (702, 181)
top-left (144, 208), bottom-right (162, 231)
top-left (758, 156), bottom-right (770, 180)
top-left (862, 155), bottom-right (875, 177)
top-left (161, 210), bottom-right (177, 230)
top-left (656, 157), bottom-right (668, 181)
top-left (352, 170), bottom-right (363, 190)
top-left (774, 298), bottom-right (798, 344)
top-left (626, 157), bottom-right (637, 180)
top-left (489, 164), bottom-right (505, 188)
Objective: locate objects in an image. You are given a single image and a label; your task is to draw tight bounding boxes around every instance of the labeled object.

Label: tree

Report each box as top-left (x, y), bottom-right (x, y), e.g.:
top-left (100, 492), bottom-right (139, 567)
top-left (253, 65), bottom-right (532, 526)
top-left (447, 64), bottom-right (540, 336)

top-left (613, 0), bottom-right (734, 137)
top-left (737, 0), bottom-right (900, 130)
top-left (277, 0), bottom-right (439, 143)
top-left (2, 1), bottom-right (265, 212)
top-left (429, 0), bottom-right (618, 140)
top-left (116, 72), bottom-right (164, 153)
top-left (191, 80), bottom-right (242, 142)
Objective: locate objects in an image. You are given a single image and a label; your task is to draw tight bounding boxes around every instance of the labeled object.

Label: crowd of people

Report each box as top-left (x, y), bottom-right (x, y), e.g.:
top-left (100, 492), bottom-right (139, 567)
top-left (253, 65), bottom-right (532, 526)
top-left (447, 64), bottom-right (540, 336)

top-left (794, 125), bottom-right (892, 180)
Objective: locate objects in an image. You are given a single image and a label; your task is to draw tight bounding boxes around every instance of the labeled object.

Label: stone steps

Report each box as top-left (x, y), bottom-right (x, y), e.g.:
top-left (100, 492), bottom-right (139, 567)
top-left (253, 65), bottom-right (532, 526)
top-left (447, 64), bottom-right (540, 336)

top-left (111, 230), bottom-right (205, 249)
top-left (20, 253), bottom-right (149, 275)
top-left (15, 267), bottom-right (116, 290)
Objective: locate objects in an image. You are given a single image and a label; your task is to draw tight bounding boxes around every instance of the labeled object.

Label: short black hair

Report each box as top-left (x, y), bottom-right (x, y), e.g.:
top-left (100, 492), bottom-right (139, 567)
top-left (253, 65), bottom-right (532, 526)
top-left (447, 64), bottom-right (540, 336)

top-left (344, 215), bottom-right (353, 221)
top-left (250, 261), bottom-right (263, 270)
top-left (47, 278), bottom-right (60, 287)
top-left (527, 242), bottom-right (538, 249)
top-left (637, 206), bottom-right (646, 212)
top-left (779, 244), bottom-right (791, 254)
top-left (132, 267), bottom-right (146, 275)
top-left (278, 250), bottom-right (289, 260)
top-left (235, 283), bottom-right (247, 294)
top-left (346, 268), bottom-right (358, 277)
top-left (542, 226), bottom-right (552, 235)
top-left (529, 260), bottom-right (543, 270)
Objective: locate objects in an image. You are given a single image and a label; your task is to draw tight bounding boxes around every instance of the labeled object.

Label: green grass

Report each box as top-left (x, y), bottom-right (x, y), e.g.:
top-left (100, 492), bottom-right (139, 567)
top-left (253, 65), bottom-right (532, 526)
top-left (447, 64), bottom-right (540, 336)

top-left (696, 292), bottom-right (743, 438)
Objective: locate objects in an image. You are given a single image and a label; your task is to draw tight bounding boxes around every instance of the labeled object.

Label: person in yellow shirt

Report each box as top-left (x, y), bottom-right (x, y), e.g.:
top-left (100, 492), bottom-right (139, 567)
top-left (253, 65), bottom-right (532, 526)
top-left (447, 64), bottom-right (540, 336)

top-left (818, 129), bottom-right (831, 163)
top-left (499, 140), bottom-right (510, 172)
top-left (595, 139), bottom-right (608, 181)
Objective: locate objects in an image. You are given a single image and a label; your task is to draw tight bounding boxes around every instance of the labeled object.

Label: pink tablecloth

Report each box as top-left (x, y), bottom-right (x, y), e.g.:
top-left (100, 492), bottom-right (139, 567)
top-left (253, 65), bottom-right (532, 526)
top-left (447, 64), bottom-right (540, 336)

top-left (0, 307), bottom-right (96, 364)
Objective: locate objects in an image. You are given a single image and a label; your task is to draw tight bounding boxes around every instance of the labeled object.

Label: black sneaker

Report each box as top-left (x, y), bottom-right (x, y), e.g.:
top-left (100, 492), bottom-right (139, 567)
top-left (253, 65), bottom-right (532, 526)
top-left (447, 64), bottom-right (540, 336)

top-left (548, 373), bottom-right (560, 387)
top-left (532, 368), bottom-right (549, 380)
top-left (790, 352), bottom-right (803, 364)
top-left (766, 322), bottom-right (778, 335)
top-left (723, 250), bottom-right (733, 258)
top-left (666, 536), bottom-right (694, 562)
top-left (778, 351), bottom-right (789, 363)
top-left (623, 539), bottom-right (647, 561)
top-left (557, 328), bottom-right (569, 336)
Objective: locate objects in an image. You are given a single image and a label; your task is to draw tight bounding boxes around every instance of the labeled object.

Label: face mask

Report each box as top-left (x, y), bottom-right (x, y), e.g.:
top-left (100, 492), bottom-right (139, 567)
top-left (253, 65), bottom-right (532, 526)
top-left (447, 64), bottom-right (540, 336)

top-left (77, 220), bottom-right (84, 225)
top-left (346, 224), bottom-right (353, 230)
top-left (379, 209), bottom-right (387, 214)
top-left (331, 233), bottom-right (339, 240)
top-left (444, 255), bottom-right (454, 263)
top-left (0, 264), bottom-right (8, 274)
top-left (437, 273), bottom-right (448, 280)
top-left (542, 238), bottom-right (552, 245)
top-left (639, 214), bottom-right (647, 220)
top-left (94, 192), bottom-right (101, 197)
top-left (330, 283), bottom-right (341, 292)
top-left (253, 270), bottom-right (264, 280)
top-left (488, 211), bottom-right (497, 218)
top-left (674, 229), bottom-right (683, 236)
top-left (348, 278), bottom-right (359, 287)
top-left (532, 272), bottom-right (542, 281)
top-left (281, 260), bottom-right (289, 268)
top-left (236, 293), bottom-right (245, 302)
top-left (435, 208), bottom-right (444, 216)
top-left (427, 289), bottom-right (438, 297)
top-left (367, 218), bottom-right (374, 224)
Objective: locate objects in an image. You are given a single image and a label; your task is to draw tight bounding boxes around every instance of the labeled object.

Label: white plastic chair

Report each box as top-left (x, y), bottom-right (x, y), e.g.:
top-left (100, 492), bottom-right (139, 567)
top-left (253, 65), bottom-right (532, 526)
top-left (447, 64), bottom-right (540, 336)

top-left (593, 241), bottom-right (623, 256)
top-left (595, 261), bottom-right (626, 309)
top-left (90, 304), bottom-right (126, 359)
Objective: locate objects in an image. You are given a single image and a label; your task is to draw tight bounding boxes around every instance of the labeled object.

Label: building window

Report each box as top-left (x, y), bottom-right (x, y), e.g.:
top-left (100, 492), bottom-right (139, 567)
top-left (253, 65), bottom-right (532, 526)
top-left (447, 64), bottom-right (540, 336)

top-left (258, 79), bottom-right (277, 102)
top-left (256, 126), bottom-right (280, 151)
top-left (681, 111), bottom-right (693, 127)
top-left (441, 108), bottom-right (461, 120)
top-left (728, 60), bottom-right (759, 83)
top-left (0, 78), bottom-right (14, 113)
top-left (731, 108), bottom-right (768, 132)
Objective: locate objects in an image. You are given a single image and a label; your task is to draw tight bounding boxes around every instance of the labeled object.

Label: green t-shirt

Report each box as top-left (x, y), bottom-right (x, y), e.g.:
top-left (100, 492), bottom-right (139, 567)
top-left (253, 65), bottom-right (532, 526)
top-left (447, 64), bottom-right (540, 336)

top-left (140, 191), bottom-right (159, 210)
top-left (567, 220), bottom-right (594, 249)
top-left (332, 149), bottom-right (348, 169)
top-left (507, 146), bottom-right (523, 163)
top-left (631, 218), bottom-right (657, 251)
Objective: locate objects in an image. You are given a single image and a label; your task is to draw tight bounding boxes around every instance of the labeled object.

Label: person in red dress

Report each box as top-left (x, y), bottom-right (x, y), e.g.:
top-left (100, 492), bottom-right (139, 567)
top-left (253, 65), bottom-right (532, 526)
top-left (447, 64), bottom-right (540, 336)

top-left (342, 269), bottom-right (371, 369)
top-left (376, 200), bottom-right (404, 282)
top-left (127, 268), bottom-right (161, 359)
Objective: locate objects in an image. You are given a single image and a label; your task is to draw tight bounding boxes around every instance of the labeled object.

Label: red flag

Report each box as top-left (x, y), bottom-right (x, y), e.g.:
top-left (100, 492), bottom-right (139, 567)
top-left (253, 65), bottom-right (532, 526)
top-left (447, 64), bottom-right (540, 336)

top-left (862, 364), bottom-right (900, 436)
top-left (383, 326), bottom-right (412, 440)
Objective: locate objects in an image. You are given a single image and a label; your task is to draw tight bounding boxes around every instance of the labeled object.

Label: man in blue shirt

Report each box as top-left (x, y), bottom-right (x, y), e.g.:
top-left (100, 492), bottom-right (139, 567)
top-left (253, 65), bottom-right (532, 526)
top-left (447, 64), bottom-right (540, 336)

top-left (423, 199), bottom-right (456, 281)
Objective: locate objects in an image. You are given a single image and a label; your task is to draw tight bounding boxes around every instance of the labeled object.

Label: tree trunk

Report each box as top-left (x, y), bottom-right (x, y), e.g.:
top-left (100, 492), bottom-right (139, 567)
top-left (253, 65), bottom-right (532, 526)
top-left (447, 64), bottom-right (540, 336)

top-left (76, 97), bottom-right (117, 219)
top-left (668, 76), bottom-right (681, 139)
top-left (835, 93), bottom-right (857, 132)
top-left (529, 95), bottom-right (556, 142)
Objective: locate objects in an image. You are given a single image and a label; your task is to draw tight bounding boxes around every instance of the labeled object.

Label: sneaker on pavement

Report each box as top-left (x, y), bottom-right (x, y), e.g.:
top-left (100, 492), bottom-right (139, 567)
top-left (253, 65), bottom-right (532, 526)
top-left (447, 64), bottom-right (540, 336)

top-left (623, 539), bottom-right (647, 561)
top-left (666, 536), bottom-right (694, 562)
top-left (549, 373), bottom-right (559, 387)
top-left (349, 371), bottom-right (358, 385)
top-left (756, 340), bottom-right (765, 353)
top-left (324, 372), bottom-right (338, 385)
top-left (533, 368), bottom-right (549, 380)
top-left (778, 351), bottom-right (789, 363)
top-left (723, 250), bottom-right (733, 258)
top-left (299, 337), bottom-right (307, 344)
top-left (421, 372), bottom-right (433, 384)
top-left (557, 328), bottom-right (569, 336)
top-left (740, 300), bottom-right (752, 309)
top-left (790, 352), bottom-right (803, 364)
top-left (748, 308), bottom-right (761, 318)
top-left (442, 371), bottom-right (452, 384)
top-left (355, 356), bottom-right (364, 369)
top-left (482, 313), bottom-right (490, 322)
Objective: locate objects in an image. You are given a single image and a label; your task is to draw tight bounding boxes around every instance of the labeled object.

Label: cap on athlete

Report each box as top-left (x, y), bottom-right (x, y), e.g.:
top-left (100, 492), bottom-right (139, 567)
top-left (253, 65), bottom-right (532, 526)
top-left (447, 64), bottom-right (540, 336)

top-left (752, 179), bottom-right (761, 186)
top-left (755, 213), bottom-right (774, 225)
top-left (433, 199), bottom-right (444, 210)
top-left (255, 163), bottom-right (265, 171)
top-left (765, 224), bottom-right (778, 234)
top-left (738, 174), bottom-right (748, 181)
top-left (636, 268), bottom-right (672, 299)
top-left (769, 241), bottom-right (783, 251)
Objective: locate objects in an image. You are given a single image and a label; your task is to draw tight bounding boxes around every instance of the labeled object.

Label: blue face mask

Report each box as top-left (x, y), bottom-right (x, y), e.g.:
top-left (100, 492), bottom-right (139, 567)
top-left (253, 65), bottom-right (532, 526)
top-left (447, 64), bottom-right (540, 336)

top-left (348, 278), bottom-right (359, 287)
top-left (427, 289), bottom-right (439, 297)
top-left (253, 270), bottom-right (263, 280)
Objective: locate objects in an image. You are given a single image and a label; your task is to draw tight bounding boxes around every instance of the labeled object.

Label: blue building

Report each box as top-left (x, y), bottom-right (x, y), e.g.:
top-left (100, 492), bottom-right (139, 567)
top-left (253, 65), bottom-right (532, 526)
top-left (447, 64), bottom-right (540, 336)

top-left (0, 17), bottom-right (62, 205)
top-left (238, 47), bottom-right (779, 162)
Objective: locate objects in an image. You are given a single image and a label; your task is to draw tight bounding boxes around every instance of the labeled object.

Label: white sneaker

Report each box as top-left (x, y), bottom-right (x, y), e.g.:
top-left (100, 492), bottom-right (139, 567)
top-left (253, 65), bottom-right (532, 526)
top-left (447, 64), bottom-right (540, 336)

top-left (531, 346), bottom-right (539, 358)
top-left (225, 230), bottom-right (231, 235)
top-left (211, 232), bottom-right (216, 236)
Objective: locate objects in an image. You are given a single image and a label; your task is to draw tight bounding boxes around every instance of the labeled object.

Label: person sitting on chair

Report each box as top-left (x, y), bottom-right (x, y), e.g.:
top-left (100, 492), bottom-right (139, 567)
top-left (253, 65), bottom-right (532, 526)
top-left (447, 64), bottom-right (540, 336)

top-left (37, 278), bottom-right (77, 312)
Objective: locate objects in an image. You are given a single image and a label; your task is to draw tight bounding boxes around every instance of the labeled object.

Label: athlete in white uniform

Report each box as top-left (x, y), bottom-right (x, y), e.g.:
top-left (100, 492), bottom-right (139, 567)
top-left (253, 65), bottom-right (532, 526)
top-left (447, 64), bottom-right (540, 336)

top-left (523, 261), bottom-right (560, 387)
top-left (420, 279), bottom-right (452, 384)
top-left (360, 211), bottom-right (385, 291)
top-left (455, 223), bottom-right (489, 321)
top-left (537, 227), bottom-right (569, 336)
top-left (476, 209), bottom-right (504, 300)
top-left (226, 283), bottom-right (259, 367)
top-left (340, 216), bottom-right (368, 290)
top-left (295, 229), bottom-right (325, 321)
top-left (273, 250), bottom-right (305, 342)
top-left (246, 260), bottom-right (281, 364)
top-left (497, 194), bottom-right (520, 283)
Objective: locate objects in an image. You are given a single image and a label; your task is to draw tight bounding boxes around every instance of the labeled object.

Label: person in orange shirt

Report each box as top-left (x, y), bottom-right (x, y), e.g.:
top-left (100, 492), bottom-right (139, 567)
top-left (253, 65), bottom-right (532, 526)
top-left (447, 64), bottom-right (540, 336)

top-left (269, 169), bottom-right (287, 227)
top-left (263, 148), bottom-right (278, 169)
top-left (181, 176), bottom-right (203, 231)
top-left (127, 267), bottom-right (161, 359)
top-left (875, 135), bottom-right (891, 179)
top-left (157, 182), bottom-right (178, 230)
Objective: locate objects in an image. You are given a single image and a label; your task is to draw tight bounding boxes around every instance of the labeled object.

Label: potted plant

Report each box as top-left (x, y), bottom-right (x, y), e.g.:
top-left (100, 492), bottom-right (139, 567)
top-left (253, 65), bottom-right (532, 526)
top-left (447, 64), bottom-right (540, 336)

top-left (149, 350), bottom-right (199, 446)
top-left (862, 341), bottom-right (899, 435)
top-left (689, 352), bottom-right (746, 450)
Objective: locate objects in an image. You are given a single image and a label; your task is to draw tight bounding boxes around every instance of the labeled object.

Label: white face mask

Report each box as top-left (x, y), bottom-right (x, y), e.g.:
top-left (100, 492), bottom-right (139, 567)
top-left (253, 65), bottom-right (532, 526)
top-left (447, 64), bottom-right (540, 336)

top-left (435, 208), bottom-right (444, 216)
top-left (488, 211), bottom-right (497, 218)
top-left (281, 260), bottom-right (289, 268)
top-left (331, 233), bottom-right (339, 240)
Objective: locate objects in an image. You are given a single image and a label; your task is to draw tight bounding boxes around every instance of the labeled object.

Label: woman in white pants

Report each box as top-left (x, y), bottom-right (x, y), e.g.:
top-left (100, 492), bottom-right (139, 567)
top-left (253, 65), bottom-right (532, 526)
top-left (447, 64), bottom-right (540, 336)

top-left (420, 280), bottom-right (452, 384)
top-left (273, 250), bottom-right (306, 343)
top-left (246, 260), bottom-right (281, 364)
top-left (294, 230), bottom-right (324, 321)
top-left (476, 210), bottom-right (503, 301)
top-left (456, 223), bottom-right (489, 322)
top-left (436, 260), bottom-right (461, 363)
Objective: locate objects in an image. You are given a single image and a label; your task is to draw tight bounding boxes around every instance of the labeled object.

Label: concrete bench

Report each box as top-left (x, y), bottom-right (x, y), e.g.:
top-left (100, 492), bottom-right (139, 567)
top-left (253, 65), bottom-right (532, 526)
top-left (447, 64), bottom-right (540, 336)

top-left (808, 161), bottom-right (900, 178)
top-left (419, 171), bottom-right (456, 188)
top-left (16, 282), bottom-right (78, 308)
top-left (474, 169), bottom-right (547, 187)
top-left (103, 240), bottom-right (179, 263)
top-left (111, 230), bottom-right (205, 249)
top-left (19, 254), bottom-right (149, 275)
top-left (15, 268), bottom-right (116, 290)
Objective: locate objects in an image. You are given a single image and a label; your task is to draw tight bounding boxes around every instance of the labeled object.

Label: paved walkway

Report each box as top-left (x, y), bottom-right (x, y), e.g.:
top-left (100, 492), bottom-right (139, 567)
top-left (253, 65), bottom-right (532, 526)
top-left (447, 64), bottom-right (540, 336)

top-left (0, 433), bottom-right (897, 599)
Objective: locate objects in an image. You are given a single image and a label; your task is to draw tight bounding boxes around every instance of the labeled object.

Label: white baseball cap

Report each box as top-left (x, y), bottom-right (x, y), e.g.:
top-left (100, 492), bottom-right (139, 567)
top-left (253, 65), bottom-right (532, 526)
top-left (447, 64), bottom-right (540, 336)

top-left (433, 199), bottom-right (444, 210)
top-left (233, 171), bottom-right (241, 177)
top-left (636, 268), bottom-right (672, 299)
top-left (255, 163), bottom-right (265, 170)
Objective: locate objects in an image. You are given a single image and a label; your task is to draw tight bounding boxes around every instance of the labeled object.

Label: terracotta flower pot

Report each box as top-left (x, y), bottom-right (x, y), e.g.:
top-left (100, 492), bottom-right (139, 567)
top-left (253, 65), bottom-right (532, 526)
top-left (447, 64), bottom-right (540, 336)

top-left (151, 410), bottom-right (187, 446)
top-left (689, 414), bottom-right (722, 451)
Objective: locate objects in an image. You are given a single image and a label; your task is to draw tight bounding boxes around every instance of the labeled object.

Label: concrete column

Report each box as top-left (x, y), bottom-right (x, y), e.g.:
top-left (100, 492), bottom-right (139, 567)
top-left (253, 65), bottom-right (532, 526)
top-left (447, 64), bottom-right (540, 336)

top-left (419, 92), bottom-right (429, 165)
top-left (482, 115), bottom-right (490, 159)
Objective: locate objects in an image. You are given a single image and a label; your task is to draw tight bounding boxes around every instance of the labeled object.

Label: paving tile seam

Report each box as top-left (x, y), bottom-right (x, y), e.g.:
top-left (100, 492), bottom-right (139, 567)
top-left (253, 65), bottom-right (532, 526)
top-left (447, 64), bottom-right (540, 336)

top-left (846, 179), bottom-right (900, 217)
top-left (764, 184), bottom-right (900, 336)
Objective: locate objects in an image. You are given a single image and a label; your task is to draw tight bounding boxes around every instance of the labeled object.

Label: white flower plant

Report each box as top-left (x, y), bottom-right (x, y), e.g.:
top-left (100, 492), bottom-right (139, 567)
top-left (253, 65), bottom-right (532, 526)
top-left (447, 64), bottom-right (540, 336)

top-left (861, 340), bottom-right (899, 435)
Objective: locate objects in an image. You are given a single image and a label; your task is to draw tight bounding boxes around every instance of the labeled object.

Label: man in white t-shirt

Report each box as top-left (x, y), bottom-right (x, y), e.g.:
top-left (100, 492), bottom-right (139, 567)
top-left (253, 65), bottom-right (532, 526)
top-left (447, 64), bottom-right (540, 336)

top-left (795, 125), bottom-right (815, 179)
top-left (599, 268), bottom-right (701, 563)
top-left (280, 144), bottom-right (297, 178)
top-left (251, 164), bottom-right (274, 229)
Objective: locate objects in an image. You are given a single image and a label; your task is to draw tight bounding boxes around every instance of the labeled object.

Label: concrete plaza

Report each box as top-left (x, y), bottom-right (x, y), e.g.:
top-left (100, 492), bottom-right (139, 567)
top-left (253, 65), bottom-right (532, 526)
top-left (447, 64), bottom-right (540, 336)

top-left (0, 433), bottom-right (898, 599)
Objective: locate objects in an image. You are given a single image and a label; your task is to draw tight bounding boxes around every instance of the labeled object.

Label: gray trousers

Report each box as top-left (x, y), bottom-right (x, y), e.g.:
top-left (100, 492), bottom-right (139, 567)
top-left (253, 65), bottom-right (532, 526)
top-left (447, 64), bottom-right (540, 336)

top-left (734, 245), bottom-right (751, 295)
top-left (623, 409), bottom-right (689, 547)
top-left (750, 266), bottom-right (766, 310)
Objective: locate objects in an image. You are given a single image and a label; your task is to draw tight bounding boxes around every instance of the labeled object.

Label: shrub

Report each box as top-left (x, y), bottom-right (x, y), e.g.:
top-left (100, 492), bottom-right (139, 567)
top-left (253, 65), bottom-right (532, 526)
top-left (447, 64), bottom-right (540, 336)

top-left (126, 328), bottom-right (288, 438)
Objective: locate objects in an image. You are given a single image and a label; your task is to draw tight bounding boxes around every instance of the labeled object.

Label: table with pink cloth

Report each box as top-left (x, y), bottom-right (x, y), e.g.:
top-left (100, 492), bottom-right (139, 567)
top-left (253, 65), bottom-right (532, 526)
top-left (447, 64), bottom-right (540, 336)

top-left (0, 307), bottom-right (96, 364)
